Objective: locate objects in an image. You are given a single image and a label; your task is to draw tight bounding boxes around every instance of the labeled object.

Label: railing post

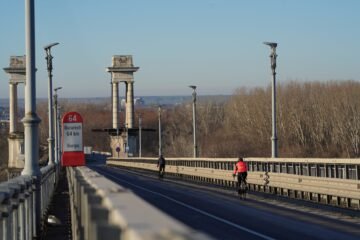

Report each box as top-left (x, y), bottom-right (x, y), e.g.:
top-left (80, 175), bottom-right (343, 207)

top-left (1, 193), bottom-right (11, 240)
top-left (24, 179), bottom-right (32, 240)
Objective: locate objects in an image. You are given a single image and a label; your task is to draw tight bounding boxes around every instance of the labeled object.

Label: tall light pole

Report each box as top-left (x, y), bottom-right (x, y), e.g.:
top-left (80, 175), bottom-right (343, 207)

top-left (264, 42), bottom-right (278, 158)
top-left (158, 106), bottom-right (162, 156)
top-left (125, 123), bottom-right (129, 155)
top-left (189, 85), bottom-right (198, 158)
top-left (54, 87), bottom-right (62, 164)
top-left (44, 42), bottom-right (59, 166)
top-left (139, 114), bottom-right (142, 158)
top-left (22, 0), bottom-right (41, 176)
top-left (22, 0), bottom-right (41, 237)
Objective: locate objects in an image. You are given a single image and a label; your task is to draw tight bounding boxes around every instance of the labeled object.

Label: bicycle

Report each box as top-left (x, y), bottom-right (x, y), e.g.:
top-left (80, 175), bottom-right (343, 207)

top-left (234, 173), bottom-right (247, 200)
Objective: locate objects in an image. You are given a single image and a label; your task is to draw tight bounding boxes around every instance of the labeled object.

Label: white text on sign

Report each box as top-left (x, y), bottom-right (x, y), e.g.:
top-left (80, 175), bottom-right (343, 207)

top-left (67, 114), bottom-right (78, 122)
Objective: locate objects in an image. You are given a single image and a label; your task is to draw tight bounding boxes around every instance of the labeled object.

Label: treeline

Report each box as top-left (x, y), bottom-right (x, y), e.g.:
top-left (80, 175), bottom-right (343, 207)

top-left (2, 80), bottom-right (359, 169)
top-left (37, 100), bottom-right (159, 157)
top-left (161, 81), bottom-right (360, 158)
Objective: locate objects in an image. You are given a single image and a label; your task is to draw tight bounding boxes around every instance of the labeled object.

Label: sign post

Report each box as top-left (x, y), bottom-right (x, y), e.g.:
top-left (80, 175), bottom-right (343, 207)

top-left (61, 111), bottom-right (85, 166)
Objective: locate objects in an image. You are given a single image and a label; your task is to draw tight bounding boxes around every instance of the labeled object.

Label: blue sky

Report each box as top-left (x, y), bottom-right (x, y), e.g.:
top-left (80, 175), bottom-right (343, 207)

top-left (1, 0), bottom-right (360, 98)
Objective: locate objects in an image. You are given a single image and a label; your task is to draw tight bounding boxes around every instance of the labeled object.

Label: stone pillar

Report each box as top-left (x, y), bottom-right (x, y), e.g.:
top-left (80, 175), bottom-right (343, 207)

top-left (9, 83), bottom-right (18, 133)
top-left (126, 81), bottom-right (134, 128)
top-left (3, 56), bottom-right (26, 175)
top-left (112, 82), bottom-right (119, 129)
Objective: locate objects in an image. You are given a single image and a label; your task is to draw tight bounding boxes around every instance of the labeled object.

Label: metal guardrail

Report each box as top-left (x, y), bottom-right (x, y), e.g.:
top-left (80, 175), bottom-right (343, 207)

top-left (107, 157), bottom-right (360, 210)
top-left (67, 166), bottom-right (212, 240)
top-left (0, 164), bottom-right (58, 240)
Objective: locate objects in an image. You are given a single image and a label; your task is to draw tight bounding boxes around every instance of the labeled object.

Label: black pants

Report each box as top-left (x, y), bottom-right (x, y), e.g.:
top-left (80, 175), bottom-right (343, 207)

top-left (237, 172), bottom-right (247, 187)
top-left (159, 164), bottom-right (165, 177)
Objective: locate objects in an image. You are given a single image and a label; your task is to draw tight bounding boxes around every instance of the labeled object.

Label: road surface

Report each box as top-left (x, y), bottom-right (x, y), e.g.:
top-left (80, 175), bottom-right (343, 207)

top-left (91, 165), bottom-right (360, 240)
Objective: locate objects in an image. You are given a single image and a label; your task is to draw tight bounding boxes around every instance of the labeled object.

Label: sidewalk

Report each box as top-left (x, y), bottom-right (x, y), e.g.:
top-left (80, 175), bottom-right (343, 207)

top-left (42, 168), bottom-right (72, 239)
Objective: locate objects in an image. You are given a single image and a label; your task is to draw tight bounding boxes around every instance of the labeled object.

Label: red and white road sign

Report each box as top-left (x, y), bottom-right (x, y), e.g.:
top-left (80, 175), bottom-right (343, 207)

top-left (61, 111), bottom-right (85, 166)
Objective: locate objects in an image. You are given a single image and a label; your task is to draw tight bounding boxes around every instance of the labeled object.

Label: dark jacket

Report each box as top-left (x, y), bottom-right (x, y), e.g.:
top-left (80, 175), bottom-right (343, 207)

top-left (158, 156), bottom-right (166, 166)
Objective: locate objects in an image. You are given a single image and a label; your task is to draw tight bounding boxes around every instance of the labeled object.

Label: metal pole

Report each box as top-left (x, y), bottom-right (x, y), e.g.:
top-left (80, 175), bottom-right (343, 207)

top-left (58, 105), bottom-right (62, 161)
top-left (22, 0), bottom-right (41, 175)
top-left (22, 0), bottom-right (41, 238)
top-left (53, 87), bottom-right (62, 164)
top-left (158, 106), bottom-right (162, 156)
top-left (189, 86), bottom-right (198, 157)
top-left (139, 114), bottom-right (142, 158)
top-left (264, 42), bottom-right (278, 158)
top-left (126, 123), bottom-right (129, 156)
top-left (53, 92), bottom-right (58, 164)
top-left (44, 42), bottom-right (59, 166)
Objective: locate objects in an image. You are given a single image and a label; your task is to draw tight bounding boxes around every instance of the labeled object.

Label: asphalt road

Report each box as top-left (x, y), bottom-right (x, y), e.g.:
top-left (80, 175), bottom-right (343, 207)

top-left (91, 165), bottom-right (360, 240)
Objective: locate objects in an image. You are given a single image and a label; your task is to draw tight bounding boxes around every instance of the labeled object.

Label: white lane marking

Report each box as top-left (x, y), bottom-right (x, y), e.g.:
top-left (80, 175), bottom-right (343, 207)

top-left (96, 167), bottom-right (276, 240)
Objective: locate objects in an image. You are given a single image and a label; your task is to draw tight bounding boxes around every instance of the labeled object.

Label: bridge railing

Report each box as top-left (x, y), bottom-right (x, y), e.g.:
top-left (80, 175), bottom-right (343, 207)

top-left (0, 164), bottom-right (58, 239)
top-left (107, 157), bottom-right (360, 210)
top-left (67, 166), bottom-right (212, 240)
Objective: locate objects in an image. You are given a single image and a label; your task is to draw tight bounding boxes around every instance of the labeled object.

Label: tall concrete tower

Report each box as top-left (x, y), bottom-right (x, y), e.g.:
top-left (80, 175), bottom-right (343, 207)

top-left (106, 55), bottom-right (139, 157)
top-left (3, 56), bottom-right (26, 177)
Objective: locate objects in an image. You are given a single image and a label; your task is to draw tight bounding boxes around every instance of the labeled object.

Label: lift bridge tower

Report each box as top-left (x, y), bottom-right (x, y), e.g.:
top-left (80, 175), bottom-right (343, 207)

top-left (106, 55), bottom-right (138, 157)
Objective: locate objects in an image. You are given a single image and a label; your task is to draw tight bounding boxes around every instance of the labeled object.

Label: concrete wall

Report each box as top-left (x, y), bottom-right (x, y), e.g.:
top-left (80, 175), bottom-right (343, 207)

top-left (107, 157), bottom-right (360, 210)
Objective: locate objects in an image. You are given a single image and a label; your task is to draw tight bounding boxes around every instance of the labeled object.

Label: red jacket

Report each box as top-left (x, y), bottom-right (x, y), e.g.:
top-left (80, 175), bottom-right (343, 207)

top-left (234, 161), bottom-right (247, 174)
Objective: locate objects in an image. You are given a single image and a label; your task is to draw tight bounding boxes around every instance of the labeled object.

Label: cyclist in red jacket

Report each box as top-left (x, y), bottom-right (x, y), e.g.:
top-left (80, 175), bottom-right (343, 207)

top-left (233, 157), bottom-right (248, 192)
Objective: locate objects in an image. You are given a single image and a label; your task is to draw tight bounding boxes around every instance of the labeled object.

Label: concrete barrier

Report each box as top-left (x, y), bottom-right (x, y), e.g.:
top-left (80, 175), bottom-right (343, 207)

top-left (67, 166), bottom-right (213, 240)
top-left (107, 157), bottom-right (360, 209)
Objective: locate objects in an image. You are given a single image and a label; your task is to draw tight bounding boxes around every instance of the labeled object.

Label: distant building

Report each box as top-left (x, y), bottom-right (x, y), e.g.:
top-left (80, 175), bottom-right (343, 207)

top-left (135, 97), bottom-right (145, 106)
top-left (0, 107), bottom-right (9, 121)
top-left (120, 97), bottom-right (145, 108)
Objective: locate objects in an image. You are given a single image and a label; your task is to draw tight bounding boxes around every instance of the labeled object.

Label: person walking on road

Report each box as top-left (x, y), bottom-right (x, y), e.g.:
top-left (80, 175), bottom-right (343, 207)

top-left (157, 155), bottom-right (166, 178)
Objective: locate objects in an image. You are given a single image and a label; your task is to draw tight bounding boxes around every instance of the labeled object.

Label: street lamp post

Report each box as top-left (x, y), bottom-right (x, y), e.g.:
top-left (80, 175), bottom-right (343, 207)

top-left (125, 123), bottom-right (129, 156)
top-left (158, 106), bottom-right (162, 156)
top-left (22, 0), bottom-right (41, 237)
top-left (139, 114), bottom-right (142, 158)
top-left (44, 42), bottom-right (59, 166)
top-left (264, 42), bottom-right (278, 158)
top-left (54, 87), bottom-right (62, 164)
top-left (22, 0), bottom-right (41, 176)
top-left (189, 85), bottom-right (198, 158)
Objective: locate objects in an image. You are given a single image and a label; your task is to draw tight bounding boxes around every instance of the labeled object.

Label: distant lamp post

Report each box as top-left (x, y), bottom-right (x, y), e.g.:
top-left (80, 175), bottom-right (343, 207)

top-left (44, 42), bottom-right (59, 166)
top-left (158, 106), bottom-right (162, 156)
top-left (189, 85), bottom-right (198, 158)
top-left (264, 42), bottom-right (278, 158)
top-left (54, 87), bottom-right (62, 164)
top-left (125, 123), bottom-right (129, 155)
top-left (139, 114), bottom-right (142, 158)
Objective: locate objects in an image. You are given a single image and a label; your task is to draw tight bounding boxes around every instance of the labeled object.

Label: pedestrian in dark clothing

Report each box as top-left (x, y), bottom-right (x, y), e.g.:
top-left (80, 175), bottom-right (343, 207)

top-left (157, 155), bottom-right (166, 178)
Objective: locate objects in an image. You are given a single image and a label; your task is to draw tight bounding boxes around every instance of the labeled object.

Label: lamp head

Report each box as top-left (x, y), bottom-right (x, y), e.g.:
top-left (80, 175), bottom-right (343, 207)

top-left (54, 87), bottom-right (62, 92)
top-left (263, 42), bottom-right (277, 48)
top-left (189, 85), bottom-right (197, 90)
top-left (44, 42), bottom-right (59, 50)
